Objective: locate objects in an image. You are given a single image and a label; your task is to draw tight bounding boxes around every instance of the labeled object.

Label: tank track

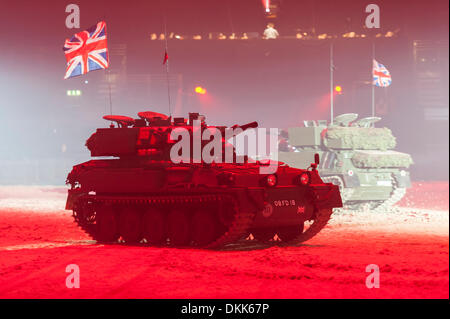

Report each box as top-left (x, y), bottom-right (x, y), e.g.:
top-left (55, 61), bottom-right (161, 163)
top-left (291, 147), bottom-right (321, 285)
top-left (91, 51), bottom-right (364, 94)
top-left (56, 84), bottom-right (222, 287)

top-left (322, 175), bottom-right (406, 213)
top-left (281, 208), bottom-right (333, 245)
top-left (349, 177), bottom-right (406, 213)
top-left (321, 176), bottom-right (349, 213)
top-left (371, 184), bottom-right (406, 213)
top-left (73, 193), bottom-right (255, 249)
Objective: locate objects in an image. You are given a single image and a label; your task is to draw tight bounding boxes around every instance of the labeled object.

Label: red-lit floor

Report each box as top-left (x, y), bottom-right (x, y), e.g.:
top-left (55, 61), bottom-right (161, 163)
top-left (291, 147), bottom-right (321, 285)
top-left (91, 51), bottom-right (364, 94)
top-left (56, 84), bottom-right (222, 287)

top-left (0, 182), bottom-right (448, 299)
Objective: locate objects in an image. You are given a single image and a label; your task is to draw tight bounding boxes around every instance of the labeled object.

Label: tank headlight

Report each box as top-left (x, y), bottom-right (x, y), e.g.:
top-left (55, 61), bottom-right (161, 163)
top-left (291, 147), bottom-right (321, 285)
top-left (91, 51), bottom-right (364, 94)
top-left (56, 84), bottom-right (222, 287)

top-left (298, 172), bottom-right (311, 186)
top-left (265, 174), bottom-right (278, 187)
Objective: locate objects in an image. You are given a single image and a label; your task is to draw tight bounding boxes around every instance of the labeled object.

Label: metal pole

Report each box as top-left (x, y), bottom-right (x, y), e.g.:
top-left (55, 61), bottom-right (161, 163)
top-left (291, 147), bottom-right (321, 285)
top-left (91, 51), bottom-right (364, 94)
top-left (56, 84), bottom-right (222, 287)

top-left (330, 42), bottom-right (334, 125)
top-left (164, 17), bottom-right (172, 117)
top-left (371, 42), bottom-right (375, 118)
top-left (108, 70), bottom-right (113, 115)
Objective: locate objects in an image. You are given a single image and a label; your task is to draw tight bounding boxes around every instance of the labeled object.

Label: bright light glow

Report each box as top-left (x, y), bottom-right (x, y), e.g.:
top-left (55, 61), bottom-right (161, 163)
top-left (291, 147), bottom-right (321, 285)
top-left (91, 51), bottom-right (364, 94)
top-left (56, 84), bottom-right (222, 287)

top-left (66, 90), bottom-right (81, 97)
top-left (335, 86), bottom-right (342, 93)
top-left (342, 31), bottom-right (356, 38)
top-left (266, 174), bottom-right (277, 187)
top-left (195, 86), bottom-right (206, 95)
top-left (264, 0), bottom-right (270, 12)
top-left (299, 172), bottom-right (310, 185)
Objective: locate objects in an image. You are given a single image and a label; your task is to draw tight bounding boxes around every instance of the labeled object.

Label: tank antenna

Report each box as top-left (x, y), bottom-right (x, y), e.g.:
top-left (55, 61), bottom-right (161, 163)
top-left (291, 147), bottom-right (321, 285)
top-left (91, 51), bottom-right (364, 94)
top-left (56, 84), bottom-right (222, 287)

top-left (163, 15), bottom-right (172, 118)
top-left (371, 41), bottom-right (376, 122)
top-left (107, 69), bottom-right (113, 116)
top-left (106, 68), bottom-right (114, 127)
top-left (330, 42), bottom-right (335, 125)
top-left (101, 14), bottom-right (113, 119)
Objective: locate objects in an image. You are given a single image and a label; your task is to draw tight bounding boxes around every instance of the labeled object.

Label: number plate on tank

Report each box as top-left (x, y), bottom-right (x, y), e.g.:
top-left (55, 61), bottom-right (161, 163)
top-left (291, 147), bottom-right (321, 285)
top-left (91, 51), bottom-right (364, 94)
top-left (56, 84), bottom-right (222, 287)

top-left (273, 199), bottom-right (296, 207)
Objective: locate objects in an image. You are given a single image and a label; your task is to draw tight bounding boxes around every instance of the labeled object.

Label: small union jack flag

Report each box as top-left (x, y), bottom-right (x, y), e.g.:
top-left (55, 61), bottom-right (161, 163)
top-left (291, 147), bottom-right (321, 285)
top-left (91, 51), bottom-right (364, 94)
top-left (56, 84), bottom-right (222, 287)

top-left (63, 21), bottom-right (109, 79)
top-left (372, 59), bottom-right (392, 87)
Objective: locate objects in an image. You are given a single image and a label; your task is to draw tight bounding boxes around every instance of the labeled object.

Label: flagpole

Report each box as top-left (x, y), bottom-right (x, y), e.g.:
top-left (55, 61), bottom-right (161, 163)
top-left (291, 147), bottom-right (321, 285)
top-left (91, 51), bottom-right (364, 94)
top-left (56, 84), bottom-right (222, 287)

top-left (330, 42), bottom-right (334, 125)
top-left (371, 42), bottom-right (375, 118)
top-left (163, 17), bottom-right (172, 117)
top-left (107, 69), bottom-right (113, 115)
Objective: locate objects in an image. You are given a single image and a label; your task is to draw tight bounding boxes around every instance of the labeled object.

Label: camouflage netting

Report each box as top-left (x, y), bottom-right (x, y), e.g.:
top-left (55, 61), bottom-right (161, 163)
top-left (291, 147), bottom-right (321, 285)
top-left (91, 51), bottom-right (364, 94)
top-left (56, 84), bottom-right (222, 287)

top-left (352, 150), bottom-right (414, 168)
top-left (324, 127), bottom-right (396, 150)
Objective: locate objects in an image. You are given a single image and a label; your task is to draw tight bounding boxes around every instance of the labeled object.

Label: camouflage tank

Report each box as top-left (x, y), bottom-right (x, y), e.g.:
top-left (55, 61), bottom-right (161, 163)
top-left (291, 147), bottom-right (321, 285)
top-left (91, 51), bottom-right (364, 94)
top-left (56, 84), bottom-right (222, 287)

top-left (278, 113), bottom-right (413, 212)
top-left (65, 111), bottom-right (342, 248)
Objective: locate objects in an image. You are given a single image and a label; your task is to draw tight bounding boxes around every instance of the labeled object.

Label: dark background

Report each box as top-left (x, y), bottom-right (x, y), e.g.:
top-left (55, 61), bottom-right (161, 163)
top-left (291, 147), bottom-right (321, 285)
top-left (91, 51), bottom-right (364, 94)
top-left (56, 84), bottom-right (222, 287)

top-left (0, 0), bottom-right (448, 183)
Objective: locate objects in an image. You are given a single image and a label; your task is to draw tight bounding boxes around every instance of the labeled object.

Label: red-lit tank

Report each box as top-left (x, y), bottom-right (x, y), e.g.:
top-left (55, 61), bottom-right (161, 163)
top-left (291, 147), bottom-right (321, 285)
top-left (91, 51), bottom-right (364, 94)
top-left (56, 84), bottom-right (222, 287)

top-left (65, 112), bottom-right (342, 248)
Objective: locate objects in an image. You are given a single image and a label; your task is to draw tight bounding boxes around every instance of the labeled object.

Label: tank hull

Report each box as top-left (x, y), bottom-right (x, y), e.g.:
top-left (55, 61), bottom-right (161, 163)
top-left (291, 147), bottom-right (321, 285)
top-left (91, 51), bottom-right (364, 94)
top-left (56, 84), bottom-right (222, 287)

top-left (279, 116), bottom-right (413, 211)
top-left (66, 159), bottom-right (342, 248)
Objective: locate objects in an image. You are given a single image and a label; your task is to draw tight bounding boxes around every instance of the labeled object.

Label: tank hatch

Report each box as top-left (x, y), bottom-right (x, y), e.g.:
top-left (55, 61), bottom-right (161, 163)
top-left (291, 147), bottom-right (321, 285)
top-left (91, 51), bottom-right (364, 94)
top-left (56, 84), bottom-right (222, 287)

top-left (103, 115), bottom-right (135, 128)
top-left (332, 113), bottom-right (358, 127)
top-left (354, 117), bottom-right (382, 128)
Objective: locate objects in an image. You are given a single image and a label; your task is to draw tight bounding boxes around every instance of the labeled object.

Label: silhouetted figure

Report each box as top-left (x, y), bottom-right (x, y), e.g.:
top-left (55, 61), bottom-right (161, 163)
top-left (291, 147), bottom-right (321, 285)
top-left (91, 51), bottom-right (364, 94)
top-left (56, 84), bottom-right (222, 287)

top-left (263, 23), bottom-right (279, 39)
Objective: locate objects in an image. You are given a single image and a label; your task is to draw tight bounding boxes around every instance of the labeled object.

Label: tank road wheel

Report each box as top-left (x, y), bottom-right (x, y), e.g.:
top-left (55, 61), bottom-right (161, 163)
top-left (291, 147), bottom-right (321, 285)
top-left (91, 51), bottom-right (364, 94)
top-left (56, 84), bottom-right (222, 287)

top-left (96, 204), bottom-right (119, 243)
top-left (276, 223), bottom-right (305, 242)
top-left (167, 210), bottom-right (191, 246)
top-left (251, 228), bottom-right (276, 243)
top-left (191, 210), bottom-right (220, 247)
top-left (142, 208), bottom-right (167, 245)
top-left (118, 206), bottom-right (142, 244)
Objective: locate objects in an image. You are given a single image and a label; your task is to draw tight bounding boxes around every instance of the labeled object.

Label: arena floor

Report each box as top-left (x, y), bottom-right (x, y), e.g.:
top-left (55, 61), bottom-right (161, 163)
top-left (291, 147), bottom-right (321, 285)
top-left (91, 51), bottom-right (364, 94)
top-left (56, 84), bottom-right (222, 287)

top-left (0, 182), bottom-right (448, 299)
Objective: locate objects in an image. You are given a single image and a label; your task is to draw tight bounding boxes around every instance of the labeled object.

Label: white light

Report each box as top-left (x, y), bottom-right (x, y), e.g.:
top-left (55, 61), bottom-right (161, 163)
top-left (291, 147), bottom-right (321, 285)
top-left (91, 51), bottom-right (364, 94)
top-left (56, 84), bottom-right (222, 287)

top-left (265, 0), bottom-right (270, 12)
top-left (67, 89), bottom-right (81, 96)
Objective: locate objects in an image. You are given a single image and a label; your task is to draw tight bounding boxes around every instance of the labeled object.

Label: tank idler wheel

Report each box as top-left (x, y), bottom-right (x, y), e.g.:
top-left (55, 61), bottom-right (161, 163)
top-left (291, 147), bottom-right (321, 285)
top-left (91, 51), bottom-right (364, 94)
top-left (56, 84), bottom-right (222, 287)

top-left (143, 208), bottom-right (167, 245)
top-left (191, 210), bottom-right (220, 247)
top-left (276, 223), bottom-right (305, 242)
top-left (118, 206), bottom-right (142, 244)
top-left (96, 205), bottom-right (119, 242)
top-left (167, 210), bottom-right (191, 246)
top-left (251, 228), bottom-right (276, 243)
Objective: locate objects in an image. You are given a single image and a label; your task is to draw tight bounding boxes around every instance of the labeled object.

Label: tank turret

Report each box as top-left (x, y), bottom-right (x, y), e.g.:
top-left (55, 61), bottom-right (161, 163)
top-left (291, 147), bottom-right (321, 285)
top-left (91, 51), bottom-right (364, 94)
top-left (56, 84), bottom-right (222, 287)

top-left (86, 112), bottom-right (257, 162)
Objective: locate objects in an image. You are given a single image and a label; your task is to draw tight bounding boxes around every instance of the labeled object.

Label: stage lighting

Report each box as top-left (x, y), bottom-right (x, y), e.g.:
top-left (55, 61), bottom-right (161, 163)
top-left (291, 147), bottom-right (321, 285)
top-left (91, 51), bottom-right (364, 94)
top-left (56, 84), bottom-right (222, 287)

top-left (66, 89), bottom-right (81, 96)
top-left (264, 0), bottom-right (270, 12)
top-left (195, 86), bottom-right (206, 95)
top-left (335, 86), bottom-right (342, 94)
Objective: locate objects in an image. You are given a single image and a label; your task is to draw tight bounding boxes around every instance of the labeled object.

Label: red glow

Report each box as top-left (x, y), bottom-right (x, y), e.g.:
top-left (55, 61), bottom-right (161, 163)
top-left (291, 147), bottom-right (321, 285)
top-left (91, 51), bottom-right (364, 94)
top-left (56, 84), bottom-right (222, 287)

top-left (0, 182), bottom-right (447, 298)
top-left (262, 0), bottom-right (270, 12)
top-left (266, 174), bottom-right (277, 186)
top-left (299, 172), bottom-right (310, 185)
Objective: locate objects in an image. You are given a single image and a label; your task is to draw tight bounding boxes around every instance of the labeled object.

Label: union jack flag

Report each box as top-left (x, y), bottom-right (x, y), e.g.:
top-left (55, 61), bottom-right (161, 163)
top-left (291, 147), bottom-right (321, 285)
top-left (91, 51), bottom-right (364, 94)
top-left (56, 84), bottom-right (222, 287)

top-left (372, 59), bottom-right (392, 87)
top-left (63, 21), bottom-right (109, 79)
